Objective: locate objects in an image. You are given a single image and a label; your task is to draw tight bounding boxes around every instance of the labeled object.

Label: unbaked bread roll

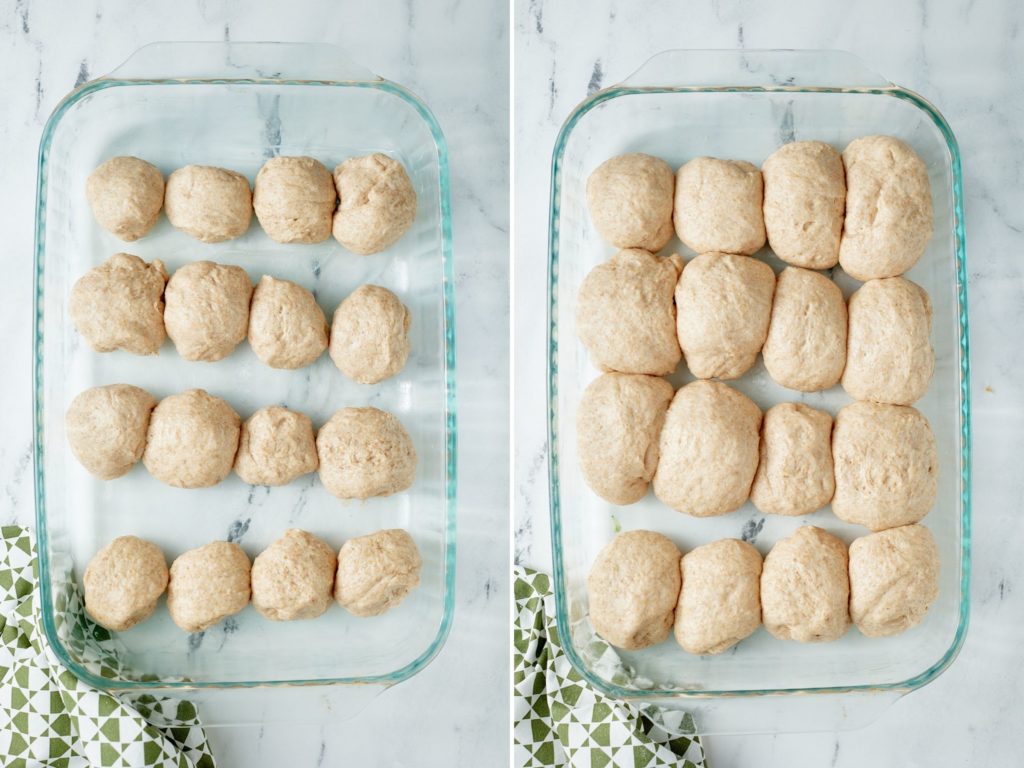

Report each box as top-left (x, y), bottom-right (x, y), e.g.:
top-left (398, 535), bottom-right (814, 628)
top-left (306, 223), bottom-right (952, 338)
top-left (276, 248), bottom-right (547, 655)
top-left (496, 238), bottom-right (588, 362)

top-left (164, 165), bottom-right (252, 243)
top-left (83, 536), bottom-right (168, 631)
top-left (586, 153), bottom-right (675, 251)
top-left (234, 406), bottom-right (318, 486)
top-left (251, 529), bottom-right (337, 621)
top-left (335, 529), bottom-right (422, 617)
top-left (86, 156), bottom-right (164, 241)
top-left (164, 261), bottom-right (254, 362)
top-left (167, 541), bottom-right (251, 633)
top-left (750, 403), bottom-right (834, 517)
top-left (253, 156), bottom-right (335, 244)
top-left (65, 384), bottom-right (156, 480)
top-left (674, 157), bottom-right (766, 255)
top-left (329, 284), bottom-right (411, 384)
top-left (332, 153), bottom-right (416, 254)
top-left (247, 275), bottom-right (328, 369)
top-left (316, 407), bottom-right (416, 499)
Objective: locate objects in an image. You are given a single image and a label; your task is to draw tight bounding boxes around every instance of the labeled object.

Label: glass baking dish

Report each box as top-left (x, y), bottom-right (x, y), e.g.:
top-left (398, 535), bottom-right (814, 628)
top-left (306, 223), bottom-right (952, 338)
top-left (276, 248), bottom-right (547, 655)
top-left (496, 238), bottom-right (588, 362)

top-left (547, 50), bottom-right (969, 734)
top-left (33, 42), bottom-right (456, 700)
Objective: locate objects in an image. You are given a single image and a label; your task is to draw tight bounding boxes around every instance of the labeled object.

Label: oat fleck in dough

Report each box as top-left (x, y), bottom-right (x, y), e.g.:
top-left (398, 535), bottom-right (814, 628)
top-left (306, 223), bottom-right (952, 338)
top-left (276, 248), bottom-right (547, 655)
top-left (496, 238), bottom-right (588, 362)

top-left (86, 156), bottom-right (164, 242)
top-left (164, 165), bottom-right (252, 243)
top-left (253, 156), bottom-right (336, 244)
top-left (164, 261), bottom-right (254, 362)
top-left (234, 406), bottom-right (318, 486)
top-left (585, 153), bottom-right (675, 251)
top-left (335, 529), bottom-right (422, 617)
top-left (316, 407), bottom-right (417, 500)
top-left (329, 284), bottom-right (411, 384)
top-left (251, 529), bottom-right (337, 621)
top-left (167, 541), bottom-right (251, 633)
top-left (247, 275), bottom-right (328, 369)
top-left (83, 536), bottom-right (168, 632)
top-left (674, 157), bottom-right (766, 255)
top-left (332, 153), bottom-right (417, 255)
top-left (65, 384), bottom-right (156, 480)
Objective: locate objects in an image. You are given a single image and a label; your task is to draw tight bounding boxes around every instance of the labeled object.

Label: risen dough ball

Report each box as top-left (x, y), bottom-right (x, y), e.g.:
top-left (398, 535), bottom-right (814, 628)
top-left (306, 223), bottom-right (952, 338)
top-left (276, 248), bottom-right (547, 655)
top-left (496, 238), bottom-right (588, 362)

top-left (653, 380), bottom-right (762, 517)
top-left (761, 526), bottom-right (850, 642)
top-left (840, 135), bottom-right (933, 280)
top-left (247, 275), bottom-right (328, 369)
top-left (143, 389), bottom-right (241, 489)
top-left (849, 524), bottom-right (940, 637)
top-left (251, 529), bottom-right (337, 621)
top-left (750, 403), bottom-right (834, 517)
top-left (586, 153), bottom-right (675, 251)
top-left (69, 253), bottom-right (168, 355)
top-left (675, 252), bottom-right (775, 380)
top-left (253, 156), bottom-right (335, 243)
top-left (83, 536), bottom-right (168, 631)
top-left (576, 249), bottom-right (683, 375)
top-left (86, 156), bottom-right (164, 241)
top-left (164, 165), bottom-right (252, 243)
top-left (576, 373), bottom-right (674, 505)
top-left (316, 407), bottom-right (416, 499)
top-left (164, 261), bottom-right (254, 362)
top-left (587, 530), bottom-right (681, 650)
top-left (329, 284), bottom-right (411, 384)
top-left (332, 153), bottom-right (416, 255)
top-left (335, 529), bottom-right (422, 617)
top-left (234, 406), bottom-right (318, 486)
top-left (832, 401), bottom-right (937, 531)
top-left (674, 157), bottom-right (766, 255)
top-left (65, 384), bottom-right (156, 480)
top-left (167, 541), bottom-right (251, 633)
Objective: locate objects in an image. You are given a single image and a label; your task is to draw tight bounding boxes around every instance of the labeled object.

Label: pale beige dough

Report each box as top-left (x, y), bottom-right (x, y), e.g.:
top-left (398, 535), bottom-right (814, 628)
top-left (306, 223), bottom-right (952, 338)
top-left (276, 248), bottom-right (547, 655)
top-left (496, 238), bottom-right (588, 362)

top-left (674, 157), bottom-right (766, 255)
top-left (164, 261), bottom-right (254, 362)
top-left (253, 156), bottom-right (336, 244)
top-left (586, 153), bottom-right (675, 251)
top-left (65, 384), bottom-right (156, 480)
top-left (164, 165), bottom-right (252, 243)
top-left (83, 536), bottom-right (168, 631)
top-left (335, 529), bottom-right (422, 617)
top-left (167, 541), bottom-right (251, 633)
top-left (247, 275), bottom-right (328, 369)
top-left (329, 284), bottom-right (411, 384)
top-left (316, 407), bottom-right (416, 499)
top-left (234, 406), bottom-right (318, 486)
top-left (332, 153), bottom-right (417, 255)
top-left (251, 529), bottom-right (337, 621)
top-left (86, 156), bottom-right (164, 241)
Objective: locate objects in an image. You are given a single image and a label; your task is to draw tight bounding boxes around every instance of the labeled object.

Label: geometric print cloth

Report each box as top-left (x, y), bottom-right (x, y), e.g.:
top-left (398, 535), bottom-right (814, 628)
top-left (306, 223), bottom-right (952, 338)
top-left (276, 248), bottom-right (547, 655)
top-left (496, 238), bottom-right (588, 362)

top-left (0, 526), bottom-right (215, 768)
top-left (513, 567), bottom-right (706, 768)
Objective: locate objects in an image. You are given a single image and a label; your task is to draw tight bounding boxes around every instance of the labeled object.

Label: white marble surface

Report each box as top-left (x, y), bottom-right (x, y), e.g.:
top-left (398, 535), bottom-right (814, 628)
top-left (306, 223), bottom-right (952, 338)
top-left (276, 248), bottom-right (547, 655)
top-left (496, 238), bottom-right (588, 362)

top-left (0, 0), bottom-right (509, 766)
top-left (514, 0), bottom-right (1023, 764)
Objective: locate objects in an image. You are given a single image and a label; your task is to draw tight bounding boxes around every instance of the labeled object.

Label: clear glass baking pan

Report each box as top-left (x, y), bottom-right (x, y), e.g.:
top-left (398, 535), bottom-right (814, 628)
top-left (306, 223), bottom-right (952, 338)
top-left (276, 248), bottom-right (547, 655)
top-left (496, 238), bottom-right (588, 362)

top-left (547, 50), bottom-right (970, 734)
top-left (33, 42), bottom-right (456, 703)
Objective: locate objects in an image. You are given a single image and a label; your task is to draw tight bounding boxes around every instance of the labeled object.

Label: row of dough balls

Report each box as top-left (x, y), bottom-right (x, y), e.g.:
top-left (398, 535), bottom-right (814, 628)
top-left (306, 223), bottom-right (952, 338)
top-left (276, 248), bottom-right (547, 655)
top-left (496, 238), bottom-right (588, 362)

top-left (70, 253), bottom-right (410, 383)
top-left (588, 525), bottom-right (940, 655)
top-left (87, 154), bottom-right (416, 255)
top-left (66, 386), bottom-right (416, 498)
top-left (587, 136), bottom-right (933, 281)
top-left (579, 377), bottom-right (937, 532)
top-left (83, 528), bottom-right (422, 633)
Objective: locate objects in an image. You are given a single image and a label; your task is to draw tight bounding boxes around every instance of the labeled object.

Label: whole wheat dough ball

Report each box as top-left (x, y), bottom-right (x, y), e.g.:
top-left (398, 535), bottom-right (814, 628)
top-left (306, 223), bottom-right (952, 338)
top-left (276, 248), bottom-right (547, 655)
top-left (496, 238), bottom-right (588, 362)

top-left (832, 401), bottom-right (937, 531)
top-left (761, 526), bottom-right (850, 642)
top-left (762, 141), bottom-right (845, 269)
top-left (652, 380), bottom-right (762, 517)
top-left (335, 529), bottom-right (422, 617)
top-left (143, 389), bottom-right (241, 489)
top-left (674, 539), bottom-right (762, 655)
top-left (167, 541), bottom-right (251, 633)
top-left (251, 529), bottom-right (337, 621)
top-left (332, 153), bottom-right (417, 255)
top-left (86, 156), bottom-right (164, 241)
top-left (69, 253), bottom-right (168, 355)
top-left (587, 530), bottom-right (682, 650)
top-left (849, 524), bottom-right (940, 637)
top-left (83, 536), bottom-right (168, 631)
top-left (234, 406), bottom-right (318, 486)
top-left (675, 252), bottom-right (775, 380)
top-left (840, 135), bottom-right (933, 280)
top-left (316, 407), bottom-right (416, 499)
top-left (164, 165), bottom-right (252, 243)
top-left (674, 157), bottom-right (766, 255)
top-left (576, 249), bottom-right (683, 375)
top-left (329, 284), bottom-right (411, 384)
top-left (164, 261), bottom-right (254, 362)
top-left (65, 384), bottom-right (156, 480)
top-left (843, 277), bottom-right (934, 405)
top-left (585, 153), bottom-right (675, 251)
top-left (247, 276), bottom-right (328, 369)
top-left (253, 156), bottom-right (336, 244)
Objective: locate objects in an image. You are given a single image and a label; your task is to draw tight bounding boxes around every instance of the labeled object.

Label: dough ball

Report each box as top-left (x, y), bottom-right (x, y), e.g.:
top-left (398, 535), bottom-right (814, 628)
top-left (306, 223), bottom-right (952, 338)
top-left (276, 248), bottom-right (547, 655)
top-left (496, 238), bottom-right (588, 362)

top-left (252, 529), bottom-right (337, 621)
top-left (234, 406), bottom-right (318, 486)
top-left (849, 524), bottom-right (940, 637)
top-left (253, 156), bottom-right (336, 243)
top-left (762, 141), bottom-right (845, 269)
top-left (143, 389), bottom-right (241, 489)
top-left (842, 277), bottom-right (934, 405)
top-left (316, 407), bottom-right (416, 499)
top-left (332, 153), bottom-right (416, 255)
top-left (586, 530), bottom-right (681, 650)
top-left (674, 539), bottom-right (762, 655)
top-left (840, 135), bottom-right (933, 280)
top-left (675, 252), bottom-right (775, 380)
top-left (83, 536), bottom-right (168, 631)
top-left (750, 403), bottom-right (835, 517)
top-left (69, 253), bottom-right (168, 355)
top-left (762, 267), bottom-right (847, 392)
top-left (653, 380), bottom-right (762, 517)
top-left (86, 156), bottom-right (164, 241)
top-left (247, 275), bottom-right (328, 369)
top-left (832, 401), bottom-right (937, 531)
top-left (335, 529), bottom-right (422, 617)
top-left (167, 541), bottom-right (251, 633)
top-left (585, 153), bottom-right (675, 251)
top-left (674, 157), bottom-right (766, 255)
top-left (761, 526), bottom-right (850, 642)
top-left (576, 249), bottom-right (683, 375)
top-left (164, 261), bottom-right (254, 362)
top-left (65, 384), bottom-right (156, 480)
top-left (164, 165), bottom-right (252, 243)
top-left (329, 284), bottom-right (411, 384)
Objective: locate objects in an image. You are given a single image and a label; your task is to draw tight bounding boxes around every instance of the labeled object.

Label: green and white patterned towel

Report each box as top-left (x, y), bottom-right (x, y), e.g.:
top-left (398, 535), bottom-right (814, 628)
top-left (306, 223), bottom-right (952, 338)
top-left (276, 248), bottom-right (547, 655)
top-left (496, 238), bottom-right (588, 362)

top-left (0, 526), bottom-right (216, 768)
top-left (513, 567), bottom-right (706, 768)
